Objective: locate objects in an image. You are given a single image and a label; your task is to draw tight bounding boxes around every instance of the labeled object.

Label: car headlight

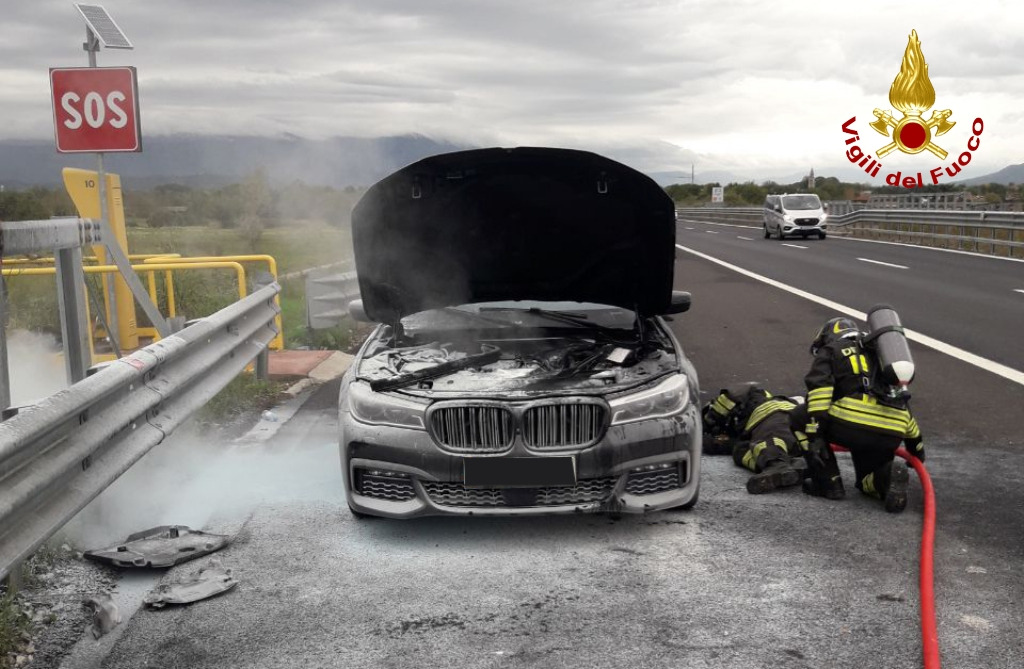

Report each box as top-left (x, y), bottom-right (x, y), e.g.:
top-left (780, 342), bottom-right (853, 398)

top-left (819, 213), bottom-right (828, 222)
top-left (348, 381), bottom-right (426, 430)
top-left (783, 214), bottom-right (793, 222)
top-left (608, 374), bottom-right (690, 425)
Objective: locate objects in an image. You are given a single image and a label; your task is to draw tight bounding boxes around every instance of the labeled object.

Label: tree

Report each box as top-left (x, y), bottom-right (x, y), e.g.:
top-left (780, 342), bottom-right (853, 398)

top-left (236, 169), bottom-right (274, 250)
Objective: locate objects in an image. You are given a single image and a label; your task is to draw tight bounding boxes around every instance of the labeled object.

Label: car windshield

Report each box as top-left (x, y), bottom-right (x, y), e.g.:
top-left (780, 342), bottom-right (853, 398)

top-left (402, 301), bottom-right (637, 331)
top-left (782, 195), bottom-right (822, 210)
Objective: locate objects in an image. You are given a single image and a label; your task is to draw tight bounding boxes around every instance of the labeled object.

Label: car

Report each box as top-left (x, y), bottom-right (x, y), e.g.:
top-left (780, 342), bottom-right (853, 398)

top-left (337, 147), bottom-right (702, 519)
top-left (763, 193), bottom-right (827, 240)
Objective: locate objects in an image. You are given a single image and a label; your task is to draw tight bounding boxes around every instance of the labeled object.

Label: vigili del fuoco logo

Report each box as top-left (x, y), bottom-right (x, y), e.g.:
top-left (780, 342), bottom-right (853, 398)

top-left (841, 30), bottom-right (984, 188)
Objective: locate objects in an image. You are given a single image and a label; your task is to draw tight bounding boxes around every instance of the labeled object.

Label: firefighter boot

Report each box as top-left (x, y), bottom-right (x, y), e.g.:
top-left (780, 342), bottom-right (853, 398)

top-left (746, 460), bottom-right (802, 494)
top-left (882, 459), bottom-right (910, 513)
top-left (802, 438), bottom-right (845, 500)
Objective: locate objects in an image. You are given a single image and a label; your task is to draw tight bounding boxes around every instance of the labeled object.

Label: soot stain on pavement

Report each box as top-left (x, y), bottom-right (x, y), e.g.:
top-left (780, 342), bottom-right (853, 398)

top-left (610, 546), bottom-right (645, 556)
top-left (382, 590), bottom-right (584, 640)
top-left (385, 613), bottom-right (467, 636)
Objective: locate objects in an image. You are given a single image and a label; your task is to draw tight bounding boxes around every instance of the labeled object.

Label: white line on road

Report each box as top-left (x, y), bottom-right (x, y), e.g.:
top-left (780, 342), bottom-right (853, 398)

top-left (1015, 289), bottom-right (1024, 294)
top-left (684, 227), bottom-right (695, 230)
top-left (676, 243), bottom-right (1024, 387)
top-left (782, 243), bottom-right (807, 249)
top-left (705, 230), bottom-right (719, 234)
top-left (857, 257), bottom-right (909, 270)
top-left (835, 235), bottom-right (1024, 263)
top-left (737, 236), bottom-right (753, 241)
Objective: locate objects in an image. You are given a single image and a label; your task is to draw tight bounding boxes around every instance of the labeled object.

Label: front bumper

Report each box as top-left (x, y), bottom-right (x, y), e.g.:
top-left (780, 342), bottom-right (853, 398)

top-left (340, 403), bottom-right (702, 518)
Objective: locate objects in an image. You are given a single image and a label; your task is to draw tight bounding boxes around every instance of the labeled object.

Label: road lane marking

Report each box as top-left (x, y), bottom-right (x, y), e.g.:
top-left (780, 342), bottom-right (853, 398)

top-left (782, 243), bottom-right (807, 249)
top-left (835, 236), bottom-right (1024, 263)
top-left (677, 220), bottom-right (1024, 264)
top-left (705, 230), bottom-right (719, 234)
top-left (1015, 289), bottom-right (1024, 294)
top-left (677, 219), bottom-right (757, 229)
top-left (676, 243), bottom-right (1024, 387)
top-left (858, 257), bottom-right (909, 270)
top-left (737, 236), bottom-right (753, 241)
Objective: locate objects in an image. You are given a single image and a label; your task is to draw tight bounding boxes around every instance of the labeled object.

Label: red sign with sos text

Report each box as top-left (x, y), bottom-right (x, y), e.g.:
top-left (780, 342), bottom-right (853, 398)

top-left (50, 67), bottom-right (142, 153)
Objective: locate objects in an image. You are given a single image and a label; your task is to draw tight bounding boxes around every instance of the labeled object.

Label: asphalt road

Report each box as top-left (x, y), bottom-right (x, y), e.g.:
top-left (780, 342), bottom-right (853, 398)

top-left (676, 216), bottom-right (1024, 372)
top-left (75, 239), bottom-right (1024, 669)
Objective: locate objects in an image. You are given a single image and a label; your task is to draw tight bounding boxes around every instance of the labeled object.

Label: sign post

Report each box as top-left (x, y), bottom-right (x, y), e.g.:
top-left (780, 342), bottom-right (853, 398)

top-left (50, 5), bottom-right (140, 351)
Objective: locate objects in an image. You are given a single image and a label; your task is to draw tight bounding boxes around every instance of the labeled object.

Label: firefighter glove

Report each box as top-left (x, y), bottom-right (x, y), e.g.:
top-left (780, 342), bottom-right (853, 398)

top-left (906, 438), bottom-right (925, 463)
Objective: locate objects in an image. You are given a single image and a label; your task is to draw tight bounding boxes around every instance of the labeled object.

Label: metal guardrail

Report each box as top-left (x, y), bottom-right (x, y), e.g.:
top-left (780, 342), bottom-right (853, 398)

top-left (0, 283), bottom-right (281, 580)
top-left (305, 268), bottom-right (360, 330)
top-left (675, 208), bottom-right (1024, 257)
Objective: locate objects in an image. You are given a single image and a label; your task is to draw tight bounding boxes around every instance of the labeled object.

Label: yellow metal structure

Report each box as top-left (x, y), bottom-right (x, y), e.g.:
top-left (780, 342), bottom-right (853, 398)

top-left (2, 261), bottom-right (252, 364)
top-left (141, 255), bottom-right (284, 351)
top-left (62, 167), bottom-right (139, 350)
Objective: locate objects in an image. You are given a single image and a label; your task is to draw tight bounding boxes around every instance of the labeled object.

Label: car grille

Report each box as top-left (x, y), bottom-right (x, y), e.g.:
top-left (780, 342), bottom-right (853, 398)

top-left (625, 463), bottom-right (685, 495)
top-left (355, 470), bottom-right (416, 501)
top-left (423, 477), bottom-right (617, 508)
top-left (795, 218), bottom-right (819, 226)
top-left (429, 406), bottom-right (514, 453)
top-left (523, 403), bottom-right (606, 449)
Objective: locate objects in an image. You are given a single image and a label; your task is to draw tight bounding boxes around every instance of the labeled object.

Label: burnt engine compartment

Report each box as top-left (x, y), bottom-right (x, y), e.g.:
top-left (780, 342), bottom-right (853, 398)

top-left (357, 323), bottom-right (679, 398)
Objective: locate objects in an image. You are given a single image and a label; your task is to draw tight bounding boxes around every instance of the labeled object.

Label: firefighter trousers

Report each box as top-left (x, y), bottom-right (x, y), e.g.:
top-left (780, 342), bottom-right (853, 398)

top-left (825, 420), bottom-right (904, 499)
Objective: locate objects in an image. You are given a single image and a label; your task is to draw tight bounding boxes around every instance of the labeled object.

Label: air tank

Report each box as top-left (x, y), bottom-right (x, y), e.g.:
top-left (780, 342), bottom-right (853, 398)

top-left (866, 304), bottom-right (914, 391)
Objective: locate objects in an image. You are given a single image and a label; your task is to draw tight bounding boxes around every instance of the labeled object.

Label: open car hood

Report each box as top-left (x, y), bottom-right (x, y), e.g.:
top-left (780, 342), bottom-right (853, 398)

top-left (351, 147), bottom-right (676, 322)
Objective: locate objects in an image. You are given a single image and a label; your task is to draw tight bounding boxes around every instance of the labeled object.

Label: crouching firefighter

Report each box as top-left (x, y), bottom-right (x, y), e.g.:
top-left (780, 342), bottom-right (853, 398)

top-left (801, 310), bottom-right (925, 512)
top-left (703, 386), bottom-right (807, 494)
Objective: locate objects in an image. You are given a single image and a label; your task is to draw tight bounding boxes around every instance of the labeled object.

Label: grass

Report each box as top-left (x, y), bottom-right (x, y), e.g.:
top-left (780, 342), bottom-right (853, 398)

top-left (196, 373), bottom-right (288, 428)
top-left (125, 220), bottom-right (353, 276)
top-left (4, 220), bottom-right (355, 346)
top-left (0, 588), bottom-right (30, 668)
top-left (0, 595), bottom-right (29, 668)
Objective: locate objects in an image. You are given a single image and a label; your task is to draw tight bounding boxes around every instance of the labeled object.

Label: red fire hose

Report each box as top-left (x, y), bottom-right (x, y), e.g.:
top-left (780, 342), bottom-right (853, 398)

top-left (833, 445), bottom-right (939, 669)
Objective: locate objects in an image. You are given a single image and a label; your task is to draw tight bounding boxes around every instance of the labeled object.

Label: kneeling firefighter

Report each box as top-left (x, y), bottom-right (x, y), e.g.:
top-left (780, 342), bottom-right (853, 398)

top-left (801, 307), bottom-right (925, 512)
top-left (703, 386), bottom-right (807, 494)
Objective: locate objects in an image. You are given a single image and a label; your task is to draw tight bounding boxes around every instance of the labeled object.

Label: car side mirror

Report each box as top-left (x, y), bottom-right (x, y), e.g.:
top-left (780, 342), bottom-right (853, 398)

top-left (774, 205), bottom-right (782, 212)
top-left (663, 291), bottom-right (691, 315)
top-left (348, 299), bottom-right (374, 322)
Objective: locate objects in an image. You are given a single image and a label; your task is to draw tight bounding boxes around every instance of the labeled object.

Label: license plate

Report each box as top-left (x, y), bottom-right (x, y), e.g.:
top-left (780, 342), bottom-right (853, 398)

top-left (464, 457), bottom-right (576, 488)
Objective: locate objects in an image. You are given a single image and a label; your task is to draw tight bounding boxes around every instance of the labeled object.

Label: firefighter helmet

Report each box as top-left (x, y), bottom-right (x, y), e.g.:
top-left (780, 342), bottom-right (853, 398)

top-left (810, 317), bottom-right (860, 354)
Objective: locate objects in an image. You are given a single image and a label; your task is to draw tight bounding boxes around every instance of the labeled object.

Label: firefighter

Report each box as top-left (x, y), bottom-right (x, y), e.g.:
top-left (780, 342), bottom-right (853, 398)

top-left (703, 386), bottom-right (806, 494)
top-left (801, 316), bottom-right (924, 512)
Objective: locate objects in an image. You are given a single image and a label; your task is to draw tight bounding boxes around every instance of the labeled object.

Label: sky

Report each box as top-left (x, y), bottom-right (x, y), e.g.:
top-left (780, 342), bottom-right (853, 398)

top-left (2, 0), bottom-right (1022, 183)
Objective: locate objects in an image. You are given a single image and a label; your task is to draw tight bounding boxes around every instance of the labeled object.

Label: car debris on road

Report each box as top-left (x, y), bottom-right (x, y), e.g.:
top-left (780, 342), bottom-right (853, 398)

top-left (143, 559), bottom-right (238, 609)
top-left (83, 594), bottom-right (121, 639)
top-left (84, 526), bottom-right (230, 568)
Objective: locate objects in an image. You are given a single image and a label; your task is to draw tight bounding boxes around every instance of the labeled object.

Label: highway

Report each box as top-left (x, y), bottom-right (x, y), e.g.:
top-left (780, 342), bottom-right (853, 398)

top-left (676, 216), bottom-right (1024, 373)
top-left (64, 225), bottom-right (1024, 669)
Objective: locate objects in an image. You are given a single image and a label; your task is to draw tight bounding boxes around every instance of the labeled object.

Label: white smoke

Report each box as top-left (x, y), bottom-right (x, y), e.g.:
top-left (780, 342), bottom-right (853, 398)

top-left (62, 419), bottom-right (344, 550)
top-left (6, 329), bottom-right (67, 407)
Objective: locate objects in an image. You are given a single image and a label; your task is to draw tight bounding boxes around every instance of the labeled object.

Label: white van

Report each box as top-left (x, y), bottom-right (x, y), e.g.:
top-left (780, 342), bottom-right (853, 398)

top-left (763, 193), bottom-right (827, 240)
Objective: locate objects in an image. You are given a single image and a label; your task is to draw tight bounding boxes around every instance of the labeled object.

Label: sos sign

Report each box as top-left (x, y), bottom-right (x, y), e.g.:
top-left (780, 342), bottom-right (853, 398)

top-left (49, 67), bottom-right (141, 153)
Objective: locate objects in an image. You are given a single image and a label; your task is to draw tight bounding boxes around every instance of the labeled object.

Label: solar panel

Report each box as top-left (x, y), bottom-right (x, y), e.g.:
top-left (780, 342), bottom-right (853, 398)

top-left (75, 4), bottom-right (133, 49)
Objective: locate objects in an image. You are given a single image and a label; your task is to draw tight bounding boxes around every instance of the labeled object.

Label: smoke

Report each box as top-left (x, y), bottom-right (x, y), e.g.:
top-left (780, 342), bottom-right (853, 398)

top-left (62, 420), bottom-right (345, 550)
top-left (7, 329), bottom-right (67, 407)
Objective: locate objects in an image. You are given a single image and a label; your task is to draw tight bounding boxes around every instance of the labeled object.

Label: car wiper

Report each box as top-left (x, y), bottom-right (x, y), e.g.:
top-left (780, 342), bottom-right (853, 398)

top-left (369, 344), bottom-right (502, 392)
top-left (437, 307), bottom-right (515, 327)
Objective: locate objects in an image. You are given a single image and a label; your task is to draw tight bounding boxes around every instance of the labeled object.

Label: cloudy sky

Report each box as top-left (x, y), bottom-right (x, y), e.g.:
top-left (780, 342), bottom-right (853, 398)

top-left (3, 0), bottom-right (1021, 182)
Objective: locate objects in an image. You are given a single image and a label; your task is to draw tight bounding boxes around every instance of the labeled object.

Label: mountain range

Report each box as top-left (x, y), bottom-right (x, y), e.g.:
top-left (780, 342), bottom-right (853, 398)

top-left (0, 134), bottom-right (471, 190)
top-left (0, 135), bottom-right (1019, 189)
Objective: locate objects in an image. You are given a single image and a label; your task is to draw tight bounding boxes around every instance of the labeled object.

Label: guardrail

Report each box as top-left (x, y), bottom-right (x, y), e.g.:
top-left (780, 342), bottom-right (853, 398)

top-left (675, 207), bottom-right (1024, 258)
top-left (305, 268), bottom-right (360, 330)
top-left (0, 283), bottom-right (281, 581)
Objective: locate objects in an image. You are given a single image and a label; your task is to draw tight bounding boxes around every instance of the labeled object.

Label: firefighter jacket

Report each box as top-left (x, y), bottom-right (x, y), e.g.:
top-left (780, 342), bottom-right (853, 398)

top-left (804, 338), bottom-right (922, 447)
